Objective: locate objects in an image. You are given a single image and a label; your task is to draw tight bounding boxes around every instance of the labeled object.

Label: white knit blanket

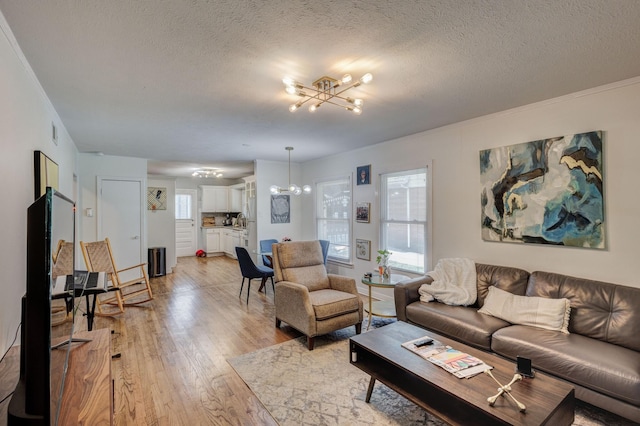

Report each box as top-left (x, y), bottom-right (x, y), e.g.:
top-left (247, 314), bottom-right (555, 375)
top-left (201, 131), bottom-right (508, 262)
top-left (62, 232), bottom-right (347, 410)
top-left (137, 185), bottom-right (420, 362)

top-left (419, 258), bottom-right (477, 306)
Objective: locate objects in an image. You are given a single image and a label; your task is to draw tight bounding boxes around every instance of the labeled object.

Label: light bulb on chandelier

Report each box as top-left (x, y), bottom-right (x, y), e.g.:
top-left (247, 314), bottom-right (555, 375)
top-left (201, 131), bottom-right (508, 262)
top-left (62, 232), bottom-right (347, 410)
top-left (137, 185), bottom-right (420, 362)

top-left (269, 147), bottom-right (312, 196)
top-left (283, 72), bottom-right (372, 114)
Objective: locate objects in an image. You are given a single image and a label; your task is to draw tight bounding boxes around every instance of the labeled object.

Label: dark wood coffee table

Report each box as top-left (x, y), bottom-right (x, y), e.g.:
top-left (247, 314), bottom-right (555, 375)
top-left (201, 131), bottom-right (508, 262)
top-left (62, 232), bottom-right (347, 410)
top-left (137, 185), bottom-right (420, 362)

top-left (350, 321), bottom-right (574, 425)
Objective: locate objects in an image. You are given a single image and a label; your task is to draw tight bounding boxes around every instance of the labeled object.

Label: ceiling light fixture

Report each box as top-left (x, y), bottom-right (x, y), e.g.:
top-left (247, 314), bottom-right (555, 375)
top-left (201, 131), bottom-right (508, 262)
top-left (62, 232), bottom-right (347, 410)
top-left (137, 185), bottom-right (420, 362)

top-left (283, 73), bottom-right (373, 115)
top-left (192, 169), bottom-right (223, 178)
top-left (270, 147), bottom-right (311, 196)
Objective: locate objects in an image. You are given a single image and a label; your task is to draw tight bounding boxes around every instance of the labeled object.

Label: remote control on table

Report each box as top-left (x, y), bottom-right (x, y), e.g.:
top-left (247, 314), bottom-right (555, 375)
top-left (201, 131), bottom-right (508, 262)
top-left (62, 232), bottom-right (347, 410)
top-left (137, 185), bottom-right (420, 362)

top-left (413, 338), bottom-right (433, 347)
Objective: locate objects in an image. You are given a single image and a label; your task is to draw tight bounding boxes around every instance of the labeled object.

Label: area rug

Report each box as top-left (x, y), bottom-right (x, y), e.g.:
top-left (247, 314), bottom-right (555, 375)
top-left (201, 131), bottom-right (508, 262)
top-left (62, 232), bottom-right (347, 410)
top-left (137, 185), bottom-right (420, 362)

top-left (228, 323), bottom-right (634, 426)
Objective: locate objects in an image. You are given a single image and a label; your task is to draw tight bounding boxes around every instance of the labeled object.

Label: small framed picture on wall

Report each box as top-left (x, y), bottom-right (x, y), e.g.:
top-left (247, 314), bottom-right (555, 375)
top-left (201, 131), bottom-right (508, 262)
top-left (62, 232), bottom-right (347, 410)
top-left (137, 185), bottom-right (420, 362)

top-left (356, 202), bottom-right (370, 223)
top-left (357, 164), bottom-right (371, 185)
top-left (356, 239), bottom-right (371, 260)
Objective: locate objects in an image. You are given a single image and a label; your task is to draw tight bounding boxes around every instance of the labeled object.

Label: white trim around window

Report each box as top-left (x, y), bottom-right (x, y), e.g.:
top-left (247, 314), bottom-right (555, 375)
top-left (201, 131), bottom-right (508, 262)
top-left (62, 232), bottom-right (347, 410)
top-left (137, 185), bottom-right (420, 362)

top-left (315, 175), bottom-right (352, 264)
top-left (380, 165), bottom-right (430, 274)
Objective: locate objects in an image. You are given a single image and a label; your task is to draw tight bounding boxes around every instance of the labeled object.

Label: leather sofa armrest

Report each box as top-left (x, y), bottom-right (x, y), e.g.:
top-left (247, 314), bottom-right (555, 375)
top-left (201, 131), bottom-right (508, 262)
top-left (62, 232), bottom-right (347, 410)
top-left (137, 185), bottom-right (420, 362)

top-left (394, 275), bottom-right (434, 321)
top-left (328, 274), bottom-right (358, 295)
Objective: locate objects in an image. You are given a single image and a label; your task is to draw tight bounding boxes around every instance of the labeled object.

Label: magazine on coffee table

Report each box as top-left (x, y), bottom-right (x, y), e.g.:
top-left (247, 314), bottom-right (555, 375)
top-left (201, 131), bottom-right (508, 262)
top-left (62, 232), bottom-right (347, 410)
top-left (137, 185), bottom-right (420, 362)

top-left (402, 336), bottom-right (492, 378)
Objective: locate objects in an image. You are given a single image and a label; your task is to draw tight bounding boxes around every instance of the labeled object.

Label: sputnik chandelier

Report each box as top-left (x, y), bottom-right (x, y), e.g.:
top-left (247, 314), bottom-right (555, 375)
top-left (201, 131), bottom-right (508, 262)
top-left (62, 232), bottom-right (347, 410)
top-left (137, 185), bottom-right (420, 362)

top-left (270, 147), bottom-right (311, 196)
top-left (192, 169), bottom-right (223, 178)
top-left (283, 72), bottom-right (373, 114)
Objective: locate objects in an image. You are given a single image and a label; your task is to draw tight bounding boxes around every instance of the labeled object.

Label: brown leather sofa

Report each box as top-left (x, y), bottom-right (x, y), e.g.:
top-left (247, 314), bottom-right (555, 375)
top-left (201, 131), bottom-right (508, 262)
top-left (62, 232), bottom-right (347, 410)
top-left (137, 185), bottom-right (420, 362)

top-left (394, 263), bottom-right (640, 423)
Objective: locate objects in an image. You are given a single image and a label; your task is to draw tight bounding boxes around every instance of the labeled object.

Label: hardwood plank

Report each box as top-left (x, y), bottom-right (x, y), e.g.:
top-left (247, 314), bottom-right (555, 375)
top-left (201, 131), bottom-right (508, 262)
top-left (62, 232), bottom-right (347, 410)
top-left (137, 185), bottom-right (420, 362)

top-left (0, 255), bottom-right (318, 425)
top-left (88, 255), bottom-right (294, 425)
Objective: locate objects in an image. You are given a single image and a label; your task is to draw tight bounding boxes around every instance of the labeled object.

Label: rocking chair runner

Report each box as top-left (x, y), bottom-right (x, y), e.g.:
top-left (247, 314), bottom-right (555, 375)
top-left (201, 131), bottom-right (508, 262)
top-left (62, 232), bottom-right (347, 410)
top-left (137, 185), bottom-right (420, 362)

top-left (80, 237), bottom-right (153, 315)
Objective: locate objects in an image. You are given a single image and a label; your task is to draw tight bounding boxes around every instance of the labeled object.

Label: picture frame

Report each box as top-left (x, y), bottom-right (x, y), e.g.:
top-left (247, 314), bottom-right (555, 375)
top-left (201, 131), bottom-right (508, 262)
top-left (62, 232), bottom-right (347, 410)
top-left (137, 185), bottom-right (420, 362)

top-left (356, 239), bottom-right (371, 260)
top-left (147, 187), bottom-right (167, 210)
top-left (34, 150), bottom-right (59, 200)
top-left (356, 202), bottom-right (370, 223)
top-left (271, 194), bottom-right (291, 223)
top-left (356, 164), bottom-right (371, 185)
top-left (480, 130), bottom-right (604, 249)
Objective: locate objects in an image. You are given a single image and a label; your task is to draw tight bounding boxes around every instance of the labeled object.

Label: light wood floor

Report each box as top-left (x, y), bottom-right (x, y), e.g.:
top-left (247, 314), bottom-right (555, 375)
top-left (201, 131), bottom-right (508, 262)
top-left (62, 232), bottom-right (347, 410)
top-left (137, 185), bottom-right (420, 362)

top-left (58, 255), bottom-right (298, 425)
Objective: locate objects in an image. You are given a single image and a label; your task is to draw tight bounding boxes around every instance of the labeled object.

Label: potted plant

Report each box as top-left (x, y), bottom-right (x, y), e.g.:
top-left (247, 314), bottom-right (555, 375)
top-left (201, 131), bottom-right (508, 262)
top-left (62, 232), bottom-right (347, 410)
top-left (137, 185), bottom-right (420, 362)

top-left (376, 249), bottom-right (392, 279)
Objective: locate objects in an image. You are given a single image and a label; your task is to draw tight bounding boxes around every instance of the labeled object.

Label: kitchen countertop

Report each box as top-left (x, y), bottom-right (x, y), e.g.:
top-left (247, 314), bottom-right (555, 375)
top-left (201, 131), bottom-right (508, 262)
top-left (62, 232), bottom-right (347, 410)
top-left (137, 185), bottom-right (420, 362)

top-left (202, 226), bottom-right (246, 231)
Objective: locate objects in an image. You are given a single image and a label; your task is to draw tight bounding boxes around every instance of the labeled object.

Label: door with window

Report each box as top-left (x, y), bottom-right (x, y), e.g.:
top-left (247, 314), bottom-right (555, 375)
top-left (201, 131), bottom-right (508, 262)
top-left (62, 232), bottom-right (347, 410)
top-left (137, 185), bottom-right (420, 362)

top-left (175, 189), bottom-right (197, 257)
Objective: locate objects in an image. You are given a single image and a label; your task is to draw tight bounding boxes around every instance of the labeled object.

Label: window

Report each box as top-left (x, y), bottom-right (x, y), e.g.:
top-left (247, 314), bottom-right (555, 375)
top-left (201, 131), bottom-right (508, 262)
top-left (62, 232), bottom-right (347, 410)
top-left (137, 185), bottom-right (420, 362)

top-left (175, 193), bottom-right (192, 220)
top-left (316, 177), bottom-right (351, 262)
top-left (380, 167), bottom-right (427, 274)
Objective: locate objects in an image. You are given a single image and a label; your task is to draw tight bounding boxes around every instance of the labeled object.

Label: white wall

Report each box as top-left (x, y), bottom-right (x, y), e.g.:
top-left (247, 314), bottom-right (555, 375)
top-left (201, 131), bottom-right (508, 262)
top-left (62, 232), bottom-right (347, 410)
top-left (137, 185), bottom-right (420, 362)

top-left (255, 159), bottom-right (304, 245)
top-left (302, 78), bottom-right (640, 300)
top-left (147, 177), bottom-right (176, 273)
top-left (0, 12), bottom-right (78, 352)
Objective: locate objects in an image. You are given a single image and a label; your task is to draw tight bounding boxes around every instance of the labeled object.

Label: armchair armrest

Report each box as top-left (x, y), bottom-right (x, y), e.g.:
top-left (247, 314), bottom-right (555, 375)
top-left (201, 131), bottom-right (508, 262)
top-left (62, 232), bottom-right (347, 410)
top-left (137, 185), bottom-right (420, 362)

top-left (327, 274), bottom-right (358, 295)
top-left (274, 281), bottom-right (317, 335)
top-left (394, 275), bottom-right (434, 321)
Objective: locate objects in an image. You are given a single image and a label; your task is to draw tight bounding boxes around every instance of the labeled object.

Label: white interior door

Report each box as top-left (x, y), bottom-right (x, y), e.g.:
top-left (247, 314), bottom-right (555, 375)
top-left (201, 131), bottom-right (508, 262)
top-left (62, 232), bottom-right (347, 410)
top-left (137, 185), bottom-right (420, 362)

top-left (98, 177), bottom-right (144, 282)
top-left (175, 189), bottom-right (197, 257)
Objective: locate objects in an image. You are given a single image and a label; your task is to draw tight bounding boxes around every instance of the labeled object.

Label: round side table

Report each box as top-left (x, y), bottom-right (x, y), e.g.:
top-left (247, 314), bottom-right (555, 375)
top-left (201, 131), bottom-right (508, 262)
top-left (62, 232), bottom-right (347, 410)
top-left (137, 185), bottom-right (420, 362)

top-left (361, 273), bottom-right (409, 329)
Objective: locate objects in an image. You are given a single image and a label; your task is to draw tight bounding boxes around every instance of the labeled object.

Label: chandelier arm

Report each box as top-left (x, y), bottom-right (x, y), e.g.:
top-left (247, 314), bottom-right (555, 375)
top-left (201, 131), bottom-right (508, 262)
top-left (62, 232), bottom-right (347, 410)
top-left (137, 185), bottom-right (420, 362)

top-left (330, 93), bottom-right (359, 103)
top-left (296, 92), bottom-right (334, 108)
top-left (294, 96), bottom-right (316, 107)
top-left (333, 82), bottom-right (362, 97)
top-left (321, 98), bottom-right (355, 108)
top-left (293, 83), bottom-right (340, 103)
top-left (285, 77), bottom-right (368, 111)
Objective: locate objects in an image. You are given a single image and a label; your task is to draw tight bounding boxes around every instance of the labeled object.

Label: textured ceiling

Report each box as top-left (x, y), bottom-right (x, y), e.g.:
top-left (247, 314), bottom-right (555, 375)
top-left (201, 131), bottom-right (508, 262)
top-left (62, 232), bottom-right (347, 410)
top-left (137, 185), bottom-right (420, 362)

top-left (2, 0), bottom-right (640, 178)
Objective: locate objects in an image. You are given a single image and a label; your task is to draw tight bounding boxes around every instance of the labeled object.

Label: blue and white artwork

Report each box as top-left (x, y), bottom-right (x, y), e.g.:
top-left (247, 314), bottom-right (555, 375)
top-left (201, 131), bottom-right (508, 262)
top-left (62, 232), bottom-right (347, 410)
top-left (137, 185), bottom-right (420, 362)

top-left (480, 131), bottom-right (604, 249)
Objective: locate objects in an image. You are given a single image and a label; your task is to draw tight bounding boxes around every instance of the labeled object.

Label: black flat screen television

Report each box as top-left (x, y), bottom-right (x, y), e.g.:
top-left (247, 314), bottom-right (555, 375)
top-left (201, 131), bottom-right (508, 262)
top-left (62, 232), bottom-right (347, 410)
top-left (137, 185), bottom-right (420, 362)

top-left (8, 187), bottom-right (78, 425)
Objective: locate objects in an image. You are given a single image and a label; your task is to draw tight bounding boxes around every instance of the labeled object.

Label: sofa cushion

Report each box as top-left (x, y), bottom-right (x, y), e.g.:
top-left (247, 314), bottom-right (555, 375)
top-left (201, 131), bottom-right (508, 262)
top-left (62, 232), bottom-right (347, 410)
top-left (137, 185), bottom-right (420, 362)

top-left (309, 289), bottom-right (360, 321)
top-left (406, 302), bottom-right (511, 351)
top-left (478, 286), bottom-right (571, 333)
top-left (527, 271), bottom-right (640, 352)
top-left (476, 264), bottom-right (530, 307)
top-left (492, 325), bottom-right (640, 407)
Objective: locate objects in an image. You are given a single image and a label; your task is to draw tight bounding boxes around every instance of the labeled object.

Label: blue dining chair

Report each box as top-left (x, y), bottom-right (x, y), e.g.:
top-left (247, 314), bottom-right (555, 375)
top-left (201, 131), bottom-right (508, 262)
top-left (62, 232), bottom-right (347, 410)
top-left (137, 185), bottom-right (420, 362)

top-left (319, 239), bottom-right (330, 265)
top-left (259, 239), bottom-right (278, 267)
top-left (235, 246), bottom-right (275, 304)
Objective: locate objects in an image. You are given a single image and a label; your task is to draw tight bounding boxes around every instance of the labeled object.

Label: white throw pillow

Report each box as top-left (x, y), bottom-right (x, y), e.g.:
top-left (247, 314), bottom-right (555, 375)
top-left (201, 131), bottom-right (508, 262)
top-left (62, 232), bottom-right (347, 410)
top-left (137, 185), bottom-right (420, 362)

top-left (478, 286), bottom-right (571, 334)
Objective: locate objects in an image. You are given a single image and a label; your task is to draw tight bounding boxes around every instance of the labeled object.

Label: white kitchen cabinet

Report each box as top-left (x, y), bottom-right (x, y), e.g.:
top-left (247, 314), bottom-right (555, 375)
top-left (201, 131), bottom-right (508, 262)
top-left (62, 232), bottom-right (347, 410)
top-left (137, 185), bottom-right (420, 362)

top-left (201, 185), bottom-right (243, 212)
top-left (201, 186), bottom-right (229, 212)
top-left (244, 176), bottom-right (256, 199)
top-left (221, 229), bottom-right (244, 258)
top-left (223, 229), bottom-right (234, 257)
top-left (229, 188), bottom-right (242, 212)
top-left (205, 229), bottom-right (221, 253)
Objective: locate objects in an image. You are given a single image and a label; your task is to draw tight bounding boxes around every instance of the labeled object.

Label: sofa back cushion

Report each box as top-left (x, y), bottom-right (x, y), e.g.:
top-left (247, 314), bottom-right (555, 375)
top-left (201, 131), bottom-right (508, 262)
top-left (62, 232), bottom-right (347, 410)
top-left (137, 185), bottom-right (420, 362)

top-left (527, 271), bottom-right (640, 352)
top-left (476, 264), bottom-right (530, 308)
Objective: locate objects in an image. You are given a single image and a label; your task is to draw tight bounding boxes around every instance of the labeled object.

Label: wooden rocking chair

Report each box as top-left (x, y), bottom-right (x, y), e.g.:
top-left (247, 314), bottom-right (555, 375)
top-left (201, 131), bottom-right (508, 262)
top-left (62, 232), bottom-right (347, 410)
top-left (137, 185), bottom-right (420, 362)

top-left (51, 239), bottom-right (74, 325)
top-left (80, 237), bottom-right (153, 315)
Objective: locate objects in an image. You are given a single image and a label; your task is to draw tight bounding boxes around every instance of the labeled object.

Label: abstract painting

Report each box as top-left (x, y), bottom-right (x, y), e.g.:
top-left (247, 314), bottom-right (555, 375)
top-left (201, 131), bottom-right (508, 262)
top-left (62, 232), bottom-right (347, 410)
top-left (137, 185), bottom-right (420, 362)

top-left (271, 194), bottom-right (290, 224)
top-left (480, 131), bottom-right (604, 249)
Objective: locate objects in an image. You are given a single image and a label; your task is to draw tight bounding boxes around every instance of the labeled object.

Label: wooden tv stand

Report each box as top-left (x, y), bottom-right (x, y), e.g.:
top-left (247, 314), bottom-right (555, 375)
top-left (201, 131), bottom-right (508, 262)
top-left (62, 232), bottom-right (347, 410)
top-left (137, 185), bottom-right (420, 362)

top-left (0, 328), bottom-right (113, 425)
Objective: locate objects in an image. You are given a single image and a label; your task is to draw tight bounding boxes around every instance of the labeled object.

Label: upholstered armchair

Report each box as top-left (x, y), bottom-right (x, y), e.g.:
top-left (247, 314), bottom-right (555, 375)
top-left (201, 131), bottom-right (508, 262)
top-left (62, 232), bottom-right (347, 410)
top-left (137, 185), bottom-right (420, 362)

top-left (272, 240), bottom-right (363, 350)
